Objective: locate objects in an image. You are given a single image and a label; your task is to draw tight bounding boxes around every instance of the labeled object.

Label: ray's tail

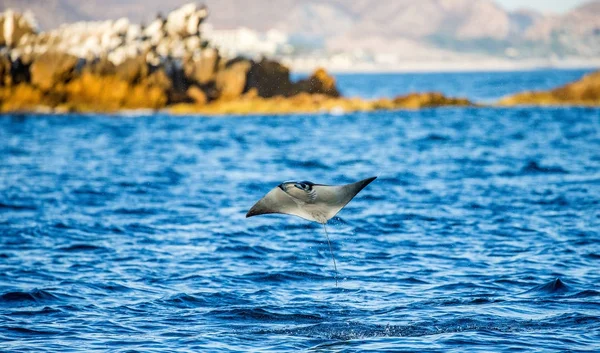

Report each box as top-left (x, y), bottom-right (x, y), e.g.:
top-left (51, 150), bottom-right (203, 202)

top-left (322, 223), bottom-right (338, 287)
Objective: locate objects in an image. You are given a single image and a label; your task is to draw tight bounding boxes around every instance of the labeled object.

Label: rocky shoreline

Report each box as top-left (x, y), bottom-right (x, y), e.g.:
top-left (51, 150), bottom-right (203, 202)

top-left (0, 4), bottom-right (598, 115)
top-left (0, 5), bottom-right (349, 114)
top-left (499, 70), bottom-right (600, 107)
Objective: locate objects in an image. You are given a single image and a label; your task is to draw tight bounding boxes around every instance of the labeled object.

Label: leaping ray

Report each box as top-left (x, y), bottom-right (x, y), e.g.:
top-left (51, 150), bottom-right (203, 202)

top-left (246, 176), bottom-right (377, 286)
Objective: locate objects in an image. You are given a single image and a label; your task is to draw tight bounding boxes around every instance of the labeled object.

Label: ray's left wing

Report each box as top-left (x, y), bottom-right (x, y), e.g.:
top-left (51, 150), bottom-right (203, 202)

top-left (246, 186), bottom-right (313, 221)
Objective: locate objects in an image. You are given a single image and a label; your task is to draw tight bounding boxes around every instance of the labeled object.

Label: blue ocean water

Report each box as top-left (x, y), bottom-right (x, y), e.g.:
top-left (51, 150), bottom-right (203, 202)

top-left (1, 70), bottom-right (600, 352)
top-left (332, 69), bottom-right (597, 102)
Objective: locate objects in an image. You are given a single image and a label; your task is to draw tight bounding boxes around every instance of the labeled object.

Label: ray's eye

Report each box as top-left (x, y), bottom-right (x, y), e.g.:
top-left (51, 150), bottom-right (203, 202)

top-left (294, 183), bottom-right (306, 190)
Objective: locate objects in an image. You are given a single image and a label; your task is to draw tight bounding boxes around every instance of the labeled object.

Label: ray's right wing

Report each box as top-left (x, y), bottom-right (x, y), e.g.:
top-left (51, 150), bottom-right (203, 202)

top-left (312, 176), bottom-right (377, 221)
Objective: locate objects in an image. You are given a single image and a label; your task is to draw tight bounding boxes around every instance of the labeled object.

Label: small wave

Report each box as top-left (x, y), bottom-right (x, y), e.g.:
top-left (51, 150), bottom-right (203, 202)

top-left (0, 289), bottom-right (60, 304)
top-left (565, 290), bottom-right (600, 299)
top-left (420, 133), bottom-right (451, 142)
top-left (57, 244), bottom-right (107, 252)
top-left (428, 281), bottom-right (499, 293)
top-left (3, 326), bottom-right (61, 335)
top-left (113, 207), bottom-right (158, 215)
top-left (160, 291), bottom-right (251, 308)
top-left (397, 277), bottom-right (430, 285)
top-left (52, 222), bottom-right (71, 229)
top-left (442, 297), bottom-right (503, 306)
top-left (8, 306), bottom-right (62, 316)
top-left (116, 181), bottom-right (138, 187)
top-left (161, 293), bottom-right (206, 308)
top-left (524, 278), bottom-right (570, 296)
top-left (181, 202), bottom-right (209, 209)
top-left (215, 244), bottom-right (276, 255)
top-left (398, 213), bottom-right (437, 222)
top-left (535, 196), bottom-right (569, 206)
top-left (68, 281), bottom-right (133, 293)
top-left (584, 252), bottom-right (600, 260)
top-left (338, 158), bottom-right (372, 167)
top-left (0, 202), bottom-right (37, 211)
top-left (72, 187), bottom-right (106, 196)
top-left (242, 270), bottom-right (330, 284)
top-left (153, 167), bottom-right (184, 184)
top-left (414, 296), bottom-right (503, 308)
top-left (544, 313), bottom-right (600, 327)
top-left (521, 161), bottom-right (568, 175)
top-left (210, 307), bottom-right (323, 323)
top-left (102, 282), bottom-right (133, 293)
top-left (499, 161), bottom-right (570, 177)
top-left (282, 159), bottom-right (331, 170)
top-left (124, 223), bottom-right (159, 234)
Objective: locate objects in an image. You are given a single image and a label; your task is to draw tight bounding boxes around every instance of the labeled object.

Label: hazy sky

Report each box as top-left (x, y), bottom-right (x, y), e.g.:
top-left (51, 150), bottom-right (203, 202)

top-left (496, 0), bottom-right (591, 13)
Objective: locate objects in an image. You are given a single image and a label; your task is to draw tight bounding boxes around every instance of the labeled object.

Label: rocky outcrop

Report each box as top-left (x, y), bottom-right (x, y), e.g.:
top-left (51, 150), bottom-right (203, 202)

top-left (30, 52), bottom-right (79, 91)
top-left (393, 92), bottom-right (473, 109)
top-left (0, 4), bottom-right (479, 114)
top-left (0, 4), bottom-right (351, 113)
top-left (62, 73), bottom-right (168, 111)
top-left (216, 59), bottom-right (252, 100)
top-left (499, 70), bottom-right (600, 106)
top-left (292, 68), bottom-right (340, 97)
top-left (169, 91), bottom-right (474, 115)
top-left (186, 85), bottom-right (207, 105)
top-left (0, 84), bottom-right (47, 112)
top-left (0, 54), bottom-right (13, 86)
top-left (245, 59), bottom-right (293, 98)
top-left (114, 55), bottom-right (149, 83)
top-left (183, 48), bottom-right (219, 85)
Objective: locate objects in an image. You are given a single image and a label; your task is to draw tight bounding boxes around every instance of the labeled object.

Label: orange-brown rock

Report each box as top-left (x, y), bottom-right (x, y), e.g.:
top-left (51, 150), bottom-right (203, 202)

top-left (246, 59), bottom-right (293, 98)
top-left (183, 49), bottom-right (220, 85)
top-left (215, 59), bottom-right (252, 100)
top-left (499, 70), bottom-right (600, 106)
top-left (0, 84), bottom-right (48, 112)
top-left (144, 69), bottom-right (173, 92)
top-left (187, 85), bottom-right (207, 105)
top-left (168, 91), bottom-right (472, 115)
top-left (30, 52), bottom-right (79, 91)
top-left (115, 55), bottom-right (150, 84)
top-left (393, 92), bottom-right (473, 109)
top-left (372, 98), bottom-right (395, 110)
top-left (83, 57), bottom-right (117, 76)
top-left (292, 68), bottom-right (340, 97)
top-left (62, 73), bottom-right (167, 111)
top-left (0, 54), bottom-right (13, 86)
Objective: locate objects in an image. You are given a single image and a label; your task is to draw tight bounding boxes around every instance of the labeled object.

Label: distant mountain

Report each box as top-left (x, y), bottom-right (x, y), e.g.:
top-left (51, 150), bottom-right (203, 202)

top-left (1, 0), bottom-right (599, 58)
